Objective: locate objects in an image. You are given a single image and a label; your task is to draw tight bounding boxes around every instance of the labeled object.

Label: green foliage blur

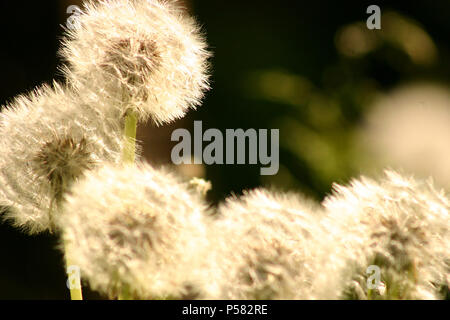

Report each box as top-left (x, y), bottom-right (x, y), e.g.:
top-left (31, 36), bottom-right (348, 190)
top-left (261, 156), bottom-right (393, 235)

top-left (189, 0), bottom-right (450, 203)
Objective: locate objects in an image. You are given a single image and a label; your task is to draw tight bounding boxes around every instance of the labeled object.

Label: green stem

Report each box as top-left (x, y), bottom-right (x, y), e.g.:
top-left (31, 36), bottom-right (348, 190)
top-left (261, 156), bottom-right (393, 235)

top-left (50, 198), bottom-right (83, 300)
top-left (118, 283), bottom-right (131, 300)
top-left (116, 110), bottom-right (138, 300)
top-left (65, 242), bottom-right (83, 300)
top-left (122, 110), bottom-right (137, 164)
top-left (367, 288), bottom-right (373, 300)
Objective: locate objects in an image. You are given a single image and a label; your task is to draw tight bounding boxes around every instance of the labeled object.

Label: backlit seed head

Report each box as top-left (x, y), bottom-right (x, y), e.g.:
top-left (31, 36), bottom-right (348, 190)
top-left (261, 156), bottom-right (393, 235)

top-left (61, 0), bottom-right (211, 125)
top-left (0, 83), bottom-right (124, 234)
top-left (207, 189), bottom-right (336, 299)
top-left (58, 162), bottom-right (210, 299)
top-left (323, 170), bottom-right (450, 299)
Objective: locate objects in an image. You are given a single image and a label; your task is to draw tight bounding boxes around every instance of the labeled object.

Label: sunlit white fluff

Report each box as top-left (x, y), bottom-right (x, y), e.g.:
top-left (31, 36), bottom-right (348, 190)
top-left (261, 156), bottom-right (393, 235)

top-left (0, 83), bottom-right (124, 234)
top-left (323, 170), bottom-right (449, 299)
top-left (58, 162), bottom-right (210, 299)
top-left (206, 189), bottom-right (339, 299)
top-left (60, 0), bottom-right (211, 125)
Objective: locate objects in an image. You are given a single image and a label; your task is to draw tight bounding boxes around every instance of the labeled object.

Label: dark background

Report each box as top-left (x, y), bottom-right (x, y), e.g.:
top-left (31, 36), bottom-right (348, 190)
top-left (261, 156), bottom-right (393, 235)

top-left (0, 0), bottom-right (449, 299)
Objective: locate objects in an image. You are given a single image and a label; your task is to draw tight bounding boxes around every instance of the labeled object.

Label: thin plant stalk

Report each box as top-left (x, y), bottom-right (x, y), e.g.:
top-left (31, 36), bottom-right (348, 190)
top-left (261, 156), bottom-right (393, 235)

top-left (65, 245), bottom-right (83, 300)
top-left (56, 199), bottom-right (83, 300)
top-left (122, 110), bottom-right (137, 164)
top-left (118, 110), bottom-right (137, 300)
top-left (118, 284), bottom-right (131, 300)
top-left (49, 198), bottom-right (83, 300)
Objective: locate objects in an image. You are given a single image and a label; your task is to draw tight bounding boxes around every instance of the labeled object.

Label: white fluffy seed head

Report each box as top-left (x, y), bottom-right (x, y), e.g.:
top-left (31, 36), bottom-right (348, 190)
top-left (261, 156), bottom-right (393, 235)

top-left (323, 170), bottom-right (450, 299)
top-left (61, 0), bottom-right (211, 125)
top-left (58, 162), bottom-right (210, 299)
top-left (0, 83), bottom-right (124, 234)
top-left (206, 189), bottom-right (337, 299)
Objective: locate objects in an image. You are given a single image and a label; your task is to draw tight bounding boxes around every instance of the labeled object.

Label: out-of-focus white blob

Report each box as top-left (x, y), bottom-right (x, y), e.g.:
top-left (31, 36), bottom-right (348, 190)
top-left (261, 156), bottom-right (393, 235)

top-left (361, 83), bottom-right (450, 189)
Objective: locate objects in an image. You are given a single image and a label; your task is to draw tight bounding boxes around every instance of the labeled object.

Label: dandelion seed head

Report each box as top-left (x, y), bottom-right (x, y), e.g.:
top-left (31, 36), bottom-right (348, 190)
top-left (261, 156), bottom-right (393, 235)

top-left (208, 189), bottom-right (335, 299)
top-left (58, 162), bottom-right (209, 299)
top-left (324, 170), bottom-right (450, 299)
top-left (61, 0), bottom-right (211, 124)
top-left (0, 83), bottom-right (124, 234)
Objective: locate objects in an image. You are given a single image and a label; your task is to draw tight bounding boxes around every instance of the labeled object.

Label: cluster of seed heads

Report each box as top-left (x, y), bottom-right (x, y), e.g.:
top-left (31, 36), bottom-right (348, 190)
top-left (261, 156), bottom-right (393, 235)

top-left (59, 167), bottom-right (450, 299)
top-left (0, 0), bottom-right (448, 300)
top-left (0, 0), bottom-right (210, 234)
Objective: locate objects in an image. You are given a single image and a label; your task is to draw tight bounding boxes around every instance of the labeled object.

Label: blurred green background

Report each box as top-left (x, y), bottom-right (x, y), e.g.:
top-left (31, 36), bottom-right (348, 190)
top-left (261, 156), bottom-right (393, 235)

top-left (0, 0), bottom-right (449, 299)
